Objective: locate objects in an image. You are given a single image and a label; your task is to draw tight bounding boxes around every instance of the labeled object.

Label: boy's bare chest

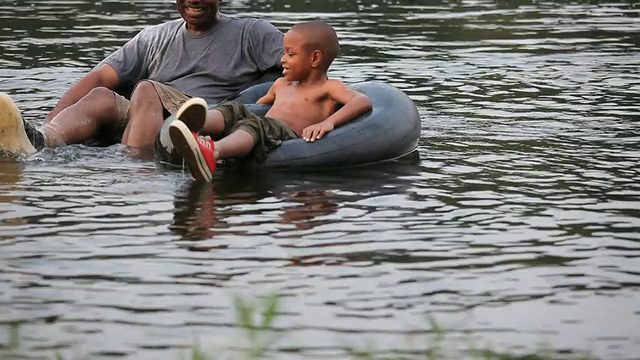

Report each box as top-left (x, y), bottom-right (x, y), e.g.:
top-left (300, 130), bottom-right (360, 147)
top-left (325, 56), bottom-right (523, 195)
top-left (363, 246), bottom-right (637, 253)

top-left (270, 85), bottom-right (333, 126)
top-left (280, 86), bottom-right (325, 104)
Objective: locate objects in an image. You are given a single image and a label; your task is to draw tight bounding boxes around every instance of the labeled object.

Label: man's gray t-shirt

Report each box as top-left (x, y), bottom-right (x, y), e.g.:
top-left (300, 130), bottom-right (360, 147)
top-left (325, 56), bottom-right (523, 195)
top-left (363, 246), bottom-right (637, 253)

top-left (98, 15), bottom-right (284, 104)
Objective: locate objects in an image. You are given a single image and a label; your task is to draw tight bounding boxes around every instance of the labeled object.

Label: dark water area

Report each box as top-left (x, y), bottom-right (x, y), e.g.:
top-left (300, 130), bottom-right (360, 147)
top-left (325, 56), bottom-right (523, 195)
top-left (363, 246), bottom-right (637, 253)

top-left (1, 0), bottom-right (639, 359)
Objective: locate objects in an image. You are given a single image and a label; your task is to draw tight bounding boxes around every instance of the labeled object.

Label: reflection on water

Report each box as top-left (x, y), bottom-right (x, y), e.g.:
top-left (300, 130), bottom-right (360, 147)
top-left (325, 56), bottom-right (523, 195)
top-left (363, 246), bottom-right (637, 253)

top-left (1, 0), bottom-right (640, 359)
top-left (171, 182), bottom-right (218, 242)
top-left (0, 159), bottom-right (24, 186)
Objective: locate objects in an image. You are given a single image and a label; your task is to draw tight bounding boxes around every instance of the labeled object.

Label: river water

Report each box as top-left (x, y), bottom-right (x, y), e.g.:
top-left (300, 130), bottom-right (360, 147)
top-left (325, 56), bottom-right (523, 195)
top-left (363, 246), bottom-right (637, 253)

top-left (1, 0), bottom-right (639, 359)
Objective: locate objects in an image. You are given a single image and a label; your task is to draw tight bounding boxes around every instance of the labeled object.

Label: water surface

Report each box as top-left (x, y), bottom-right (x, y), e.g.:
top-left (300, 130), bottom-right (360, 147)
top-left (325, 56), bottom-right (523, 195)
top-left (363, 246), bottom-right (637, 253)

top-left (1, 0), bottom-right (639, 359)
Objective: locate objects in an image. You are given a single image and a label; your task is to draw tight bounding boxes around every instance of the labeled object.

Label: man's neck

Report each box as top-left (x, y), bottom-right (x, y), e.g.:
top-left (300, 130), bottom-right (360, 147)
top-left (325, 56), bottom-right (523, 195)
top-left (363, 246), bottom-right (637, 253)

top-left (185, 13), bottom-right (220, 35)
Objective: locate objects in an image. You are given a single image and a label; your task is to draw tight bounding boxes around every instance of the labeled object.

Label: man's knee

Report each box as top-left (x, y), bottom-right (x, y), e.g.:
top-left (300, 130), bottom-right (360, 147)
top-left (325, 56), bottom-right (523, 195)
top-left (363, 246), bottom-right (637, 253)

top-left (80, 87), bottom-right (118, 117)
top-left (130, 80), bottom-right (160, 102)
top-left (85, 87), bottom-right (115, 101)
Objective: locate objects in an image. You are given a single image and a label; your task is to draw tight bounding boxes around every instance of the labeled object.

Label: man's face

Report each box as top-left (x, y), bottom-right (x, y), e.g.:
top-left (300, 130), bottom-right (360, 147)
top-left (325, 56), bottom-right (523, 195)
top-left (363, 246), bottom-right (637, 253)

top-left (176, 0), bottom-right (220, 31)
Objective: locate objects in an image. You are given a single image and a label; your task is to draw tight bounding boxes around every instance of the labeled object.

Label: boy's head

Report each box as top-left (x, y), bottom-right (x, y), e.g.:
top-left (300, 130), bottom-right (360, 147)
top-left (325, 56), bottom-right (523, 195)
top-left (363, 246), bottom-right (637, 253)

top-left (282, 22), bottom-right (340, 79)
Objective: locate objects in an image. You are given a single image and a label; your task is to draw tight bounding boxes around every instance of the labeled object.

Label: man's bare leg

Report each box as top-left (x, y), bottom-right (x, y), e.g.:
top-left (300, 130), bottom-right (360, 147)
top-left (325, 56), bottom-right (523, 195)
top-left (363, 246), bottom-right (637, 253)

top-left (43, 87), bottom-right (120, 146)
top-left (121, 80), bottom-right (165, 149)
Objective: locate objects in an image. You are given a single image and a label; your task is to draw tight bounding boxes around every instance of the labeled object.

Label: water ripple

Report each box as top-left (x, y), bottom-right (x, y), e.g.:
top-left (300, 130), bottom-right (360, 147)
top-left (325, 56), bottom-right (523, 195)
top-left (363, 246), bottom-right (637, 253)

top-left (1, 0), bottom-right (640, 359)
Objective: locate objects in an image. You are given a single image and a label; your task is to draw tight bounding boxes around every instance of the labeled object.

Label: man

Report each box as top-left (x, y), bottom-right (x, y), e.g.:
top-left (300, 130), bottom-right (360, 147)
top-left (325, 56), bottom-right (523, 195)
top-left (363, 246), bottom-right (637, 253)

top-left (0, 0), bottom-right (283, 159)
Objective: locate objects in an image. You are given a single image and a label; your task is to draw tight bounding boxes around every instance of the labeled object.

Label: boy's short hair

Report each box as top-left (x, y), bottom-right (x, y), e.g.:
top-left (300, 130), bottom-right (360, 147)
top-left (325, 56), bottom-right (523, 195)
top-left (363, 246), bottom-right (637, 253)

top-left (290, 22), bottom-right (340, 69)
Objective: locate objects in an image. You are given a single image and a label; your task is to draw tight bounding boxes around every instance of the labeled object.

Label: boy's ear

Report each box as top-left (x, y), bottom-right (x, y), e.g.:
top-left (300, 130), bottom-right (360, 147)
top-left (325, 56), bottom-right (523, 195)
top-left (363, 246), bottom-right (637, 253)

top-left (311, 50), bottom-right (323, 68)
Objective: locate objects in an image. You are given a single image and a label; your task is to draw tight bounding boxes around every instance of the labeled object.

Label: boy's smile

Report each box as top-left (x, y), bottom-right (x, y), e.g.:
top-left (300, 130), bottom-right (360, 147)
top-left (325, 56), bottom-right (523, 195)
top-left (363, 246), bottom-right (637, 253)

top-left (281, 30), bottom-right (313, 81)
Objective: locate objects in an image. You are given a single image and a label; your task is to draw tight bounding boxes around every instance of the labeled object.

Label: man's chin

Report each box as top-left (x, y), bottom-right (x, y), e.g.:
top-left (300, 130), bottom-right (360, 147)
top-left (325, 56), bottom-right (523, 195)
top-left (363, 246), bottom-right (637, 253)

top-left (186, 18), bottom-right (216, 29)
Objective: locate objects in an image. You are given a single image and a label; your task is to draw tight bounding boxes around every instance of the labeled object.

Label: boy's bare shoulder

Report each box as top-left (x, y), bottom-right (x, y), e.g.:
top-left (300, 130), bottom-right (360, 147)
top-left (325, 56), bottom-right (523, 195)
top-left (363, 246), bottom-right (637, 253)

top-left (270, 78), bottom-right (294, 93)
top-left (325, 79), bottom-right (350, 89)
top-left (273, 78), bottom-right (291, 87)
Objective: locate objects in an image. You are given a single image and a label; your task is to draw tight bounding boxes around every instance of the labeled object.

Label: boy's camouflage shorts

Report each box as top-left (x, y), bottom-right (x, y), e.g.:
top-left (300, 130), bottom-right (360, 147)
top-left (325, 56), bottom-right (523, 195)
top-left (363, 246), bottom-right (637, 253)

top-left (215, 101), bottom-right (300, 163)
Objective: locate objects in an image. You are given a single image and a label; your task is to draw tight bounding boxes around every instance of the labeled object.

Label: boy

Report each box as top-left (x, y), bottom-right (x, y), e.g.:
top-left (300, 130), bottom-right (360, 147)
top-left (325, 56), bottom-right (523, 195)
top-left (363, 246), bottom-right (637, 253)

top-left (169, 21), bottom-right (372, 182)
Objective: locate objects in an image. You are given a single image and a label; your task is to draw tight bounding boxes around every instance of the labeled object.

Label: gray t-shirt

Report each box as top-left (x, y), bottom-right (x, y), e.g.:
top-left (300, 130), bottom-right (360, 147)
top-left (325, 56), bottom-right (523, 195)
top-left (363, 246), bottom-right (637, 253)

top-left (98, 15), bottom-right (284, 104)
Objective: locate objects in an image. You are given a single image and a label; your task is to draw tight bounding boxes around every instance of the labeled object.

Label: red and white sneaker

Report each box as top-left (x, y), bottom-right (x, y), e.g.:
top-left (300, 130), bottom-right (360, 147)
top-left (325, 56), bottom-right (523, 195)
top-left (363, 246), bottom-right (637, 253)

top-left (176, 97), bottom-right (208, 133)
top-left (169, 120), bottom-right (216, 182)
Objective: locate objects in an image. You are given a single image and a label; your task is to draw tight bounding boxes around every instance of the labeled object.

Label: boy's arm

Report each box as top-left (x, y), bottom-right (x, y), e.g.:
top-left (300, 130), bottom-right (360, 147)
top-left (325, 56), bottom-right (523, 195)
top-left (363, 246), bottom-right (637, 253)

top-left (302, 80), bottom-right (372, 142)
top-left (256, 79), bottom-right (282, 105)
top-left (324, 83), bottom-right (372, 128)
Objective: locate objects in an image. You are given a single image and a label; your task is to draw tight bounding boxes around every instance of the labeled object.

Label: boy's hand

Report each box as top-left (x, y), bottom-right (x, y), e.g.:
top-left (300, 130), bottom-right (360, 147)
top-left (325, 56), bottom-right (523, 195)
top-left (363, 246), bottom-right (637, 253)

top-left (302, 121), bottom-right (334, 142)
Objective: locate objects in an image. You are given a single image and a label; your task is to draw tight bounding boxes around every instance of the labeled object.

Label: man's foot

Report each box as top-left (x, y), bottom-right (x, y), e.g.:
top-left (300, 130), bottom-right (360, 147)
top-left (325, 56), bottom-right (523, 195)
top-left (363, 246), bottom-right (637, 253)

top-left (0, 93), bottom-right (44, 155)
top-left (169, 119), bottom-right (216, 182)
top-left (177, 97), bottom-right (208, 133)
top-left (24, 117), bottom-right (45, 150)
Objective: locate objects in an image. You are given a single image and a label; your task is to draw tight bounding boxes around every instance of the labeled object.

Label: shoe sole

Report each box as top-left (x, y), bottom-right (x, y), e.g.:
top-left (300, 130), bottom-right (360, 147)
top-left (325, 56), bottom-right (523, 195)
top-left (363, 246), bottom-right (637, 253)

top-left (176, 98), bottom-right (208, 132)
top-left (0, 93), bottom-right (37, 155)
top-left (169, 120), bottom-right (213, 182)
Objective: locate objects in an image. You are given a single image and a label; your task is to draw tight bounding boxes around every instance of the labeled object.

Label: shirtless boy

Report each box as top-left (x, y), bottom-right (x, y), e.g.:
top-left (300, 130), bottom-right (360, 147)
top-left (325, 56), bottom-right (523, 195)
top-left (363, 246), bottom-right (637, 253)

top-left (169, 21), bottom-right (372, 182)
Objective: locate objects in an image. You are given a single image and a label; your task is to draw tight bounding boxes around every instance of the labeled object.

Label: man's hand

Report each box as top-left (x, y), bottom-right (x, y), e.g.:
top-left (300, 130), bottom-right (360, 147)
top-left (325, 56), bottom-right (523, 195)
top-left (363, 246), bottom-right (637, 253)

top-left (302, 121), bottom-right (334, 142)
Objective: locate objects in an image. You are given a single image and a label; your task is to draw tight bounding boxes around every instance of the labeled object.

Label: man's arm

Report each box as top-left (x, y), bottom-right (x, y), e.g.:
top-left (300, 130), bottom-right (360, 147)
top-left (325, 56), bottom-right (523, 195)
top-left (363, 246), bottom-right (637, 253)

top-left (246, 19), bottom-right (285, 71)
top-left (46, 64), bottom-right (121, 122)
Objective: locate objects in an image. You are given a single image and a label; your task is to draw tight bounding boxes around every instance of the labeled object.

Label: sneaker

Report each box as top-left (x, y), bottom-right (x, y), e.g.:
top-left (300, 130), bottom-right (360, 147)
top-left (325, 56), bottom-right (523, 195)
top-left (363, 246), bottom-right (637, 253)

top-left (24, 117), bottom-right (45, 150)
top-left (176, 97), bottom-right (208, 133)
top-left (153, 97), bottom-right (208, 167)
top-left (169, 119), bottom-right (216, 182)
top-left (0, 93), bottom-right (43, 155)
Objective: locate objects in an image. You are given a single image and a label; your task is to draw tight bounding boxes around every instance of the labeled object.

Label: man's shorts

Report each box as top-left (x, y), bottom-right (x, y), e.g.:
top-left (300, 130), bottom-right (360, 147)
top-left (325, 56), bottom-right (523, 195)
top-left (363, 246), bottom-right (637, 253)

top-left (113, 80), bottom-right (191, 130)
top-left (215, 101), bottom-right (300, 163)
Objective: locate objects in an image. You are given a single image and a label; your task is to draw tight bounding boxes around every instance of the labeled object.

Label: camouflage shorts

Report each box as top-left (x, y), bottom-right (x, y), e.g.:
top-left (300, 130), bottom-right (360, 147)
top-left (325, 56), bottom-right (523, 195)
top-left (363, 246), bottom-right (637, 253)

top-left (215, 101), bottom-right (300, 163)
